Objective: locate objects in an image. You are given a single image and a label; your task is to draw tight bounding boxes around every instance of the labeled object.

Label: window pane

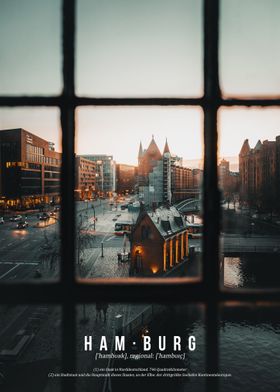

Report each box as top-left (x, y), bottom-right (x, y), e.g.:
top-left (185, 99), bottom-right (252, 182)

top-left (219, 108), bottom-right (280, 289)
top-left (0, 108), bottom-right (61, 281)
top-left (76, 0), bottom-right (203, 97)
top-left (0, 0), bottom-right (62, 95)
top-left (220, 0), bottom-right (280, 97)
top-left (0, 304), bottom-right (61, 390)
top-left (77, 303), bottom-right (205, 392)
top-left (220, 305), bottom-right (280, 392)
top-left (76, 107), bottom-right (203, 280)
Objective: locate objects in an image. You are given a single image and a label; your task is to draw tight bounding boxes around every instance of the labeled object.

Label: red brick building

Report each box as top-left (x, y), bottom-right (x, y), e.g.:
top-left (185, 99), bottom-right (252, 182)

top-left (239, 137), bottom-right (280, 211)
top-left (116, 163), bottom-right (136, 194)
top-left (131, 206), bottom-right (189, 276)
top-left (75, 156), bottom-right (97, 201)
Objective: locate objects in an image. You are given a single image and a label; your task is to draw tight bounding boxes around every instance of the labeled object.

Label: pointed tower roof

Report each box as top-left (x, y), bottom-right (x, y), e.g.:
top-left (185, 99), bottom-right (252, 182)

top-left (145, 136), bottom-right (162, 160)
top-left (239, 139), bottom-right (251, 157)
top-left (254, 140), bottom-right (262, 151)
top-left (138, 141), bottom-right (144, 159)
top-left (163, 138), bottom-right (171, 154)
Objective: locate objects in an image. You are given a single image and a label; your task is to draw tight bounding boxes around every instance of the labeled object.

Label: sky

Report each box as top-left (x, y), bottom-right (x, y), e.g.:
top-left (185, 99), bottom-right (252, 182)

top-left (0, 0), bottom-right (280, 166)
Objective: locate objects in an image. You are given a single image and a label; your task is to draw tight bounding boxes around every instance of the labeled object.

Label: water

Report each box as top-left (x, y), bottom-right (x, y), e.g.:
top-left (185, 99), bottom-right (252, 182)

top-left (111, 304), bottom-right (280, 392)
top-left (217, 254), bottom-right (280, 391)
top-left (224, 254), bottom-right (280, 288)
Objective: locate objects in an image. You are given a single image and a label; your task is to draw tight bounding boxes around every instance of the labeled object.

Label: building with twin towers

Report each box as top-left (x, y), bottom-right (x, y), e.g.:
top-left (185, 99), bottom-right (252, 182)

top-left (137, 136), bottom-right (201, 207)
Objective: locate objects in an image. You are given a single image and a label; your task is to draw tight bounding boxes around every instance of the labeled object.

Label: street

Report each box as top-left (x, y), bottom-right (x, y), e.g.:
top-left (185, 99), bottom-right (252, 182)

top-left (0, 197), bottom-right (139, 391)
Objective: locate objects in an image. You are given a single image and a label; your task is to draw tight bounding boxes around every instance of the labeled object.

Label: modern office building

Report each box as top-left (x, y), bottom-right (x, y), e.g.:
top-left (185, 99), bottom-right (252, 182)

top-left (81, 154), bottom-right (116, 196)
top-left (0, 128), bottom-right (61, 209)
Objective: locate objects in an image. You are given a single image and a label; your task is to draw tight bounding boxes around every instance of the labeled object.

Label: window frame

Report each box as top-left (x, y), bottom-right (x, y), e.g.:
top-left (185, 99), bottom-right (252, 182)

top-left (0, 1), bottom-right (280, 391)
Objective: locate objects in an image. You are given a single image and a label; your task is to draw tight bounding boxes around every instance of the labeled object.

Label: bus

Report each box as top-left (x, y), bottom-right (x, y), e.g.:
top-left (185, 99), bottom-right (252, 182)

top-left (186, 223), bottom-right (203, 239)
top-left (114, 221), bottom-right (133, 236)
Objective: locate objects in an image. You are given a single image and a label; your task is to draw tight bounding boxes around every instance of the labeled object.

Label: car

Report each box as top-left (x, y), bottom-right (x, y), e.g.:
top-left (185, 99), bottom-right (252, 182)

top-left (49, 211), bottom-right (56, 217)
top-left (54, 206), bottom-right (60, 212)
top-left (9, 215), bottom-right (22, 222)
top-left (0, 217), bottom-right (4, 224)
top-left (17, 220), bottom-right (28, 229)
top-left (39, 212), bottom-right (50, 220)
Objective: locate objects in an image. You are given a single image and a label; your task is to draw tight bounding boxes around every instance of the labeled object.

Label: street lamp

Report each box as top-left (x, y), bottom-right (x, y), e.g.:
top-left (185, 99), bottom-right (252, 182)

top-left (101, 241), bottom-right (104, 257)
top-left (92, 203), bottom-right (96, 231)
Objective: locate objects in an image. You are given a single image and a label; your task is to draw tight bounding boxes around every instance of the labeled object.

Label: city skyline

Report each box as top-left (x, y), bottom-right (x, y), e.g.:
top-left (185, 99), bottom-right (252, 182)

top-left (1, 107), bottom-right (280, 168)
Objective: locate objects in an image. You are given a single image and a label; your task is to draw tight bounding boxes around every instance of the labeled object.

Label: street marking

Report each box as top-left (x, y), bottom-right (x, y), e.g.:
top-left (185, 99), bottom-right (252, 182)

top-left (105, 236), bottom-right (115, 242)
top-left (0, 264), bottom-right (20, 280)
top-left (7, 243), bottom-right (13, 247)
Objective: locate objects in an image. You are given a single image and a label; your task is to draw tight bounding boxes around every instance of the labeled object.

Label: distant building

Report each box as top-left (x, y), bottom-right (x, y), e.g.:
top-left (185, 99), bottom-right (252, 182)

top-left (137, 136), bottom-right (169, 206)
top-left (75, 156), bottom-right (97, 201)
top-left (81, 154), bottom-right (116, 196)
top-left (218, 158), bottom-right (239, 201)
top-left (0, 128), bottom-right (61, 209)
top-left (172, 165), bottom-right (194, 202)
top-left (239, 137), bottom-right (280, 211)
top-left (131, 206), bottom-right (189, 276)
top-left (116, 164), bottom-right (136, 194)
top-left (137, 137), bottom-right (201, 206)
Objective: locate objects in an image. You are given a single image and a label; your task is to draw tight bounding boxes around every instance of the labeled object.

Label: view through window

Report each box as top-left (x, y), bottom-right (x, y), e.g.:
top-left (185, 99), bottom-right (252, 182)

top-left (0, 1), bottom-right (279, 392)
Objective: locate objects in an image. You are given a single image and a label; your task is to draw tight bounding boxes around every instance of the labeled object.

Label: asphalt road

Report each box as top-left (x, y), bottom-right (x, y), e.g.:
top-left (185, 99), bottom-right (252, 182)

top-left (0, 213), bottom-right (59, 281)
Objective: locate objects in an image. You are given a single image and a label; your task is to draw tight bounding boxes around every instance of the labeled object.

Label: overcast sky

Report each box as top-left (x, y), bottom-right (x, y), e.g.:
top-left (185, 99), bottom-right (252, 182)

top-left (1, 0), bottom-right (280, 165)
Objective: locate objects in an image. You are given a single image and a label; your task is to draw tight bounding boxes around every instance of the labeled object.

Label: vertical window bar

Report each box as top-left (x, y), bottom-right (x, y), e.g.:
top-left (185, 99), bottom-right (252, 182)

top-left (61, 1), bottom-right (76, 391)
top-left (203, 0), bottom-right (220, 391)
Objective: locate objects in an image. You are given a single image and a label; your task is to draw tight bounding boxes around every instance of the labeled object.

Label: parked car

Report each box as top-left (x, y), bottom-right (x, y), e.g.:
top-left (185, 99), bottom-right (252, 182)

top-left (9, 215), bottom-right (22, 222)
top-left (0, 217), bottom-right (4, 224)
top-left (39, 212), bottom-right (50, 220)
top-left (17, 220), bottom-right (28, 229)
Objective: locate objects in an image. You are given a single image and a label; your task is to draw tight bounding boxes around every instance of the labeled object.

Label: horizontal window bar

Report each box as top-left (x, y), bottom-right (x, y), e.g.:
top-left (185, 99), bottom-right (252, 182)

top-left (0, 281), bottom-right (280, 303)
top-left (1, 96), bottom-right (280, 107)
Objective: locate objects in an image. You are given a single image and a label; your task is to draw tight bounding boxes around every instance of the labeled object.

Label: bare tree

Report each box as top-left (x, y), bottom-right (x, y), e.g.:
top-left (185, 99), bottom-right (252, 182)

top-left (39, 230), bottom-right (60, 273)
top-left (76, 212), bottom-right (96, 277)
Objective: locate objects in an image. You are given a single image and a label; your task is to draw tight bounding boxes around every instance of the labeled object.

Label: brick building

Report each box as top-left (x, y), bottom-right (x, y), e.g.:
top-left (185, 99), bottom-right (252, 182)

top-left (239, 137), bottom-right (280, 211)
top-left (0, 128), bottom-right (61, 209)
top-left (131, 206), bottom-right (189, 276)
top-left (116, 163), bottom-right (136, 195)
top-left (137, 137), bottom-right (201, 206)
top-left (75, 156), bottom-right (97, 200)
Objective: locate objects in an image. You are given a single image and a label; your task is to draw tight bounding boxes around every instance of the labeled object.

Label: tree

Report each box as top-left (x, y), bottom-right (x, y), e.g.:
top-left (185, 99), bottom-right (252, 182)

top-left (76, 212), bottom-right (96, 277)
